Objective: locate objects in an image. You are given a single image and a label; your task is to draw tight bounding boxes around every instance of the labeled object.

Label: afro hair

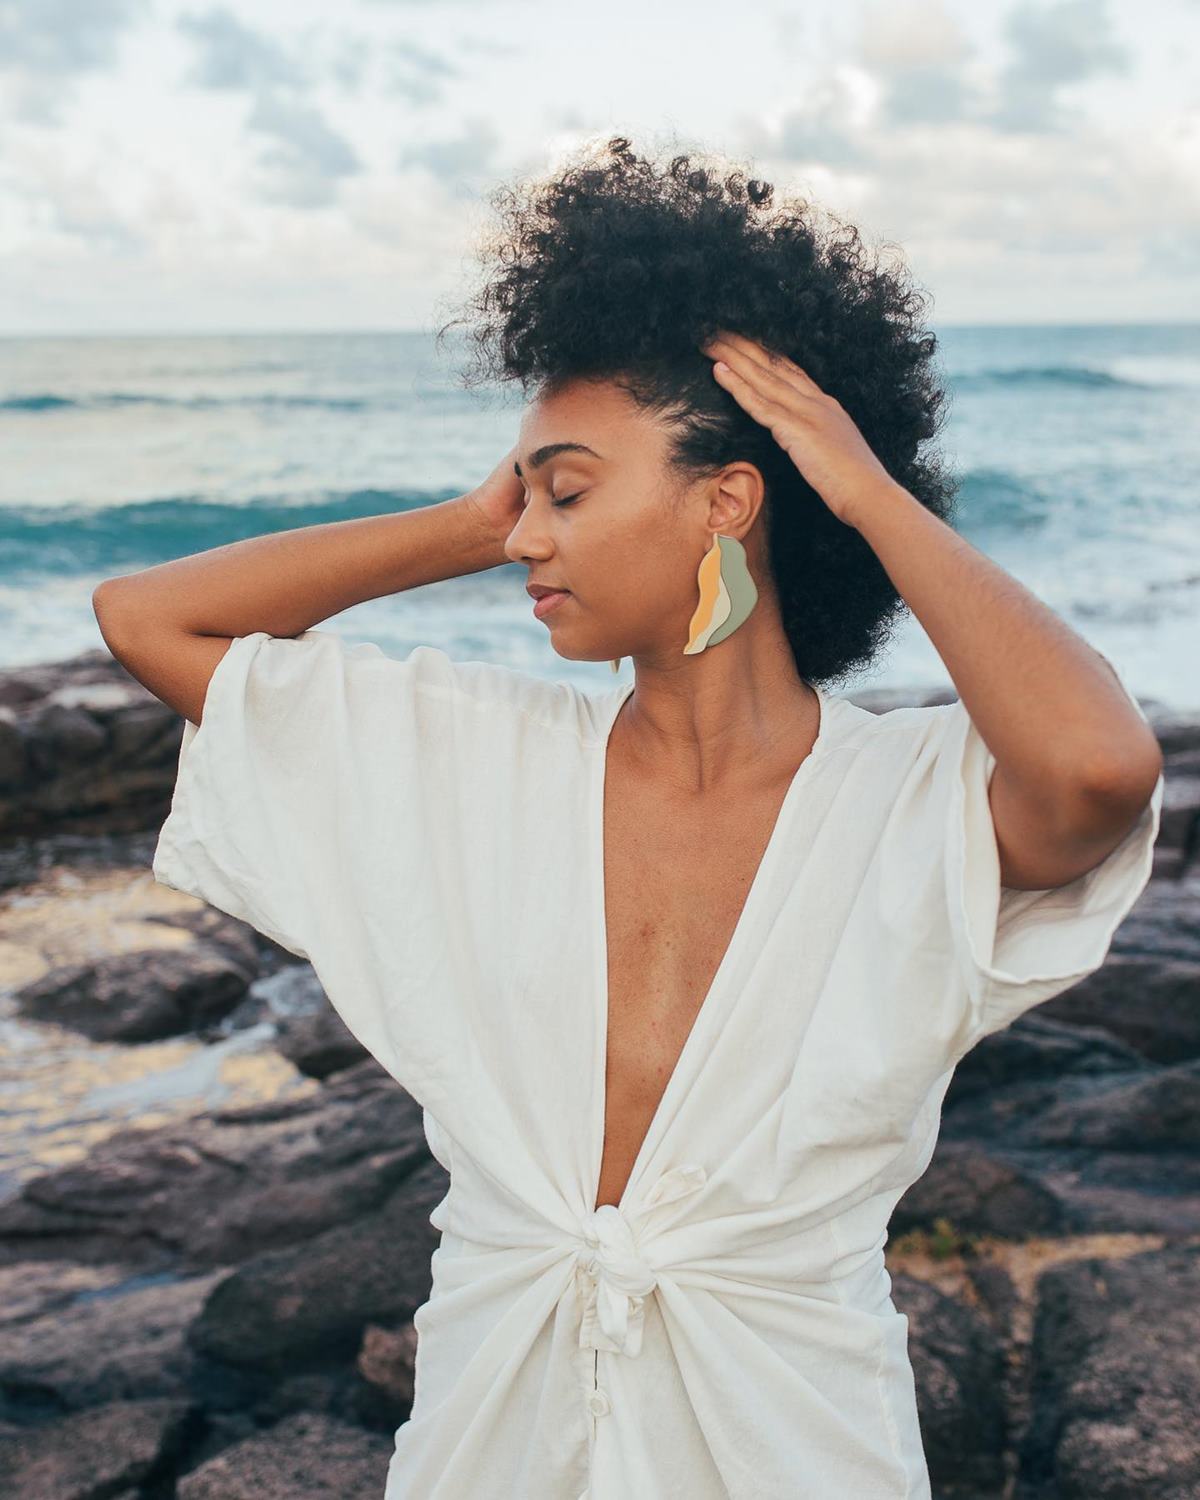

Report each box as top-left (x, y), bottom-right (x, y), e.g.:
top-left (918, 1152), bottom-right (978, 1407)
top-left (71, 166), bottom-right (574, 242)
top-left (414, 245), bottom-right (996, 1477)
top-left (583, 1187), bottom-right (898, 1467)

top-left (435, 134), bottom-right (959, 687)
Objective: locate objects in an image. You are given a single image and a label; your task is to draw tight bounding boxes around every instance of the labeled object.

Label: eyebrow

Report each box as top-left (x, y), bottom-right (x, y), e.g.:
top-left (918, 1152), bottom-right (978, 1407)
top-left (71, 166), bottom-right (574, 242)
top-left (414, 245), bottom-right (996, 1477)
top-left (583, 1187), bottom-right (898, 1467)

top-left (513, 442), bottom-right (604, 479)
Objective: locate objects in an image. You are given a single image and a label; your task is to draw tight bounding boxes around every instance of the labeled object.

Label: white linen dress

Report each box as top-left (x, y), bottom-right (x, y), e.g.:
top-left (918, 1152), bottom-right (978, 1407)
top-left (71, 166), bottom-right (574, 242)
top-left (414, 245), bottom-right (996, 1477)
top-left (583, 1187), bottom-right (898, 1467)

top-left (151, 628), bottom-right (1164, 1500)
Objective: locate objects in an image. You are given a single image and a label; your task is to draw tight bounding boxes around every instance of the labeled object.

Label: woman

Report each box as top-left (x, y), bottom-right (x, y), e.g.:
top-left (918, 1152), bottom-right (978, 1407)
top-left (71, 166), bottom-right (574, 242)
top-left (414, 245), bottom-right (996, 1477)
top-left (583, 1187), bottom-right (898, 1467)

top-left (95, 138), bottom-right (1163, 1499)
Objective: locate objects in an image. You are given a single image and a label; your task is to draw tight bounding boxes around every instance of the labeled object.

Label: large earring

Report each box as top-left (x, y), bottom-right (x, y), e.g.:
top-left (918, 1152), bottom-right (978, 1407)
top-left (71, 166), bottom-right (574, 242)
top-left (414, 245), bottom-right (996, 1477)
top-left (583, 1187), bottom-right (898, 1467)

top-left (684, 533), bottom-right (758, 654)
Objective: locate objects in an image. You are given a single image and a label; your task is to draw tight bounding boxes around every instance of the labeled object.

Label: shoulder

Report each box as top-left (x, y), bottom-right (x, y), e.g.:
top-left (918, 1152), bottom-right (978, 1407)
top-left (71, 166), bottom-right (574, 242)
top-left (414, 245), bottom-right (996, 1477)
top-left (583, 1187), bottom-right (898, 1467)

top-left (821, 691), bottom-right (958, 762)
top-left (279, 631), bottom-right (616, 745)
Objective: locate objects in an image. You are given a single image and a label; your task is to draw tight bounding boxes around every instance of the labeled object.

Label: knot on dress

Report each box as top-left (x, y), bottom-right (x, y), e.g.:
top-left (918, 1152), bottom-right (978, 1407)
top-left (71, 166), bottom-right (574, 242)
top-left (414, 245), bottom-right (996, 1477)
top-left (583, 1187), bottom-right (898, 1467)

top-left (576, 1162), bottom-right (707, 1359)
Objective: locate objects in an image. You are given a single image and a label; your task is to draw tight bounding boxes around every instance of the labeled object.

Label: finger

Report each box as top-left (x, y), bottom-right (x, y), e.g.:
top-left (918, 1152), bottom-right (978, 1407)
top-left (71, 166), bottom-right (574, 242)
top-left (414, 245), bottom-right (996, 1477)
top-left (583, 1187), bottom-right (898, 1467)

top-left (711, 345), bottom-right (823, 410)
top-left (704, 330), bottom-right (827, 400)
top-left (711, 360), bottom-right (800, 436)
top-left (717, 334), bottom-right (827, 400)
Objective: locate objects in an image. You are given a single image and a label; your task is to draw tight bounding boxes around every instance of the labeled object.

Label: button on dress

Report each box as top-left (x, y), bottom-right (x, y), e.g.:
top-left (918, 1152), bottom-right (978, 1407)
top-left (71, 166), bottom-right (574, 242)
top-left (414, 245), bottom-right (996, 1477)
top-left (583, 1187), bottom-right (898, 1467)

top-left (151, 628), bottom-right (1164, 1499)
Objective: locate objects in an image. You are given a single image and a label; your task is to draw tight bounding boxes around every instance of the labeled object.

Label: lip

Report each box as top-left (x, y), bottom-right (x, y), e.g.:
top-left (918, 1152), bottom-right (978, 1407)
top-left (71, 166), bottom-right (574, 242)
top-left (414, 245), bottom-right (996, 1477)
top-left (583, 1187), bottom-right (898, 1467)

top-left (531, 589), bottom-right (570, 621)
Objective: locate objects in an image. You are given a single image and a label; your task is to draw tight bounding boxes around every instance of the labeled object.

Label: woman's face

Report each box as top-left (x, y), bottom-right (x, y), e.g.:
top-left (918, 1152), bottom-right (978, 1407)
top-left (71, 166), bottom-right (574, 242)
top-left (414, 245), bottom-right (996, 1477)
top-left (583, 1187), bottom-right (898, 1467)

top-left (504, 377), bottom-right (763, 665)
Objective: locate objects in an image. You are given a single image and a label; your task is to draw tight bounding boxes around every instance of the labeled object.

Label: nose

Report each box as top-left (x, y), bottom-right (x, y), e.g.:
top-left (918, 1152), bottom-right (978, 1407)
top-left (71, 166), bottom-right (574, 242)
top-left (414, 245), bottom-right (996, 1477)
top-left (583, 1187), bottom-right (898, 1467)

top-left (502, 503), bottom-right (552, 567)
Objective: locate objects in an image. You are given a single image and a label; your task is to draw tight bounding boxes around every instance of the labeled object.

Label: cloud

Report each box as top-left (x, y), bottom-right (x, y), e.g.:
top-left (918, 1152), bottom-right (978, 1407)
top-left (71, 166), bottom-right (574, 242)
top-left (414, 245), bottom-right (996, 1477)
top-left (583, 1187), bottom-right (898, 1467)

top-left (0, 0), bottom-right (145, 72)
top-left (0, 0), bottom-right (148, 123)
top-left (990, 0), bottom-right (1132, 133)
top-left (750, 68), bottom-right (880, 170)
top-left (857, 0), bottom-right (978, 127)
top-left (249, 92), bottom-right (361, 207)
top-left (397, 117), bottom-right (503, 199)
top-left (177, 6), bottom-right (305, 91)
top-left (384, 39), bottom-right (462, 107)
top-left (176, 6), bottom-right (360, 208)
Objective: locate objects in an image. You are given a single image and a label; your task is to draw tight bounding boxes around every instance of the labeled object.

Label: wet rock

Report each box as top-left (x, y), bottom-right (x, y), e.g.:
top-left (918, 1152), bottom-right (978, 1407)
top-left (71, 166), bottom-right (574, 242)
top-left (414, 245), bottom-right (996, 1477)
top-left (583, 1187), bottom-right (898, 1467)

top-left (1020, 1242), bottom-right (1200, 1497)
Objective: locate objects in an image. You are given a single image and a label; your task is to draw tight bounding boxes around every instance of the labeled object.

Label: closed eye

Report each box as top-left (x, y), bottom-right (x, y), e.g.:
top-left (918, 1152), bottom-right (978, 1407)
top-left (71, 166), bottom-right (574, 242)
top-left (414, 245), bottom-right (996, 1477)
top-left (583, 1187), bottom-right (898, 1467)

top-left (552, 492), bottom-right (584, 508)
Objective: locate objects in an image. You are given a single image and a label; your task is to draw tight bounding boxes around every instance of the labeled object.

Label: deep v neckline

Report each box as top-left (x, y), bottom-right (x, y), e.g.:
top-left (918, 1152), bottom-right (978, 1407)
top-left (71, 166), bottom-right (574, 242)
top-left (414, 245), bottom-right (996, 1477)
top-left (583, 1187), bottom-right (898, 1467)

top-left (589, 676), bottom-right (838, 1216)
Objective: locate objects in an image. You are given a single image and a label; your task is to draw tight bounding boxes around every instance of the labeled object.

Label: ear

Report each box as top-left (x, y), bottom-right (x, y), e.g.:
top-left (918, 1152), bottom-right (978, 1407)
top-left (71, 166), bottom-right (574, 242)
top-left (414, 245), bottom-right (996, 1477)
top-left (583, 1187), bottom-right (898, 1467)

top-left (708, 461), bottom-right (765, 537)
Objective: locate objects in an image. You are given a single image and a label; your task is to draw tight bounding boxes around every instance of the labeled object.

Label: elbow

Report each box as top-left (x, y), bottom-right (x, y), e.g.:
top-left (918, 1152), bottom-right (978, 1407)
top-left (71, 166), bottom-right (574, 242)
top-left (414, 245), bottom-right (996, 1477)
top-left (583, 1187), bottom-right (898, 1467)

top-left (92, 579), bottom-right (143, 659)
top-left (1080, 736), bottom-right (1164, 813)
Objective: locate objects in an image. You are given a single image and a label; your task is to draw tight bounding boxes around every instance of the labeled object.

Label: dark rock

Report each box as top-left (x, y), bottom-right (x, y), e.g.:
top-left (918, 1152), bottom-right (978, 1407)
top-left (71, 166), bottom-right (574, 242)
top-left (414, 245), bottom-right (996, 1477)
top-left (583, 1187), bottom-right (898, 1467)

top-left (1104, 870), bottom-right (1200, 964)
top-left (1033, 1149), bottom-right (1200, 1236)
top-left (0, 1264), bottom-right (222, 1421)
top-left (0, 648), bottom-right (185, 840)
top-left (893, 1271), bottom-right (1009, 1497)
top-left (0, 1259), bottom-right (136, 1328)
top-left (0, 1061), bottom-right (429, 1270)
top-left (274, 1004), bottom-right (369, 1078)
top-left (945, 1014), bottom-right (1146, 1106)
top-left (1043, 955), bottom-right (1200, 1064)
top-left (963, 1257), bottom-right (1019, 1341)
top-left (1012, 1058), bottom-right (1200, 1152)
top-left (1153, 761), bottom-right (1200, 879)
top-left (174, 1409), bottom-right (392, 1499)
top-left (1020, 1242), bottom-right (1200, 1497)
top-left (0, 1395), bottom-right (195, 1499)
top-left (188, 1156), bottom-right (448, 1374)
top-left (357, 1321), bottom-right (418, 1411)
top-left (893, 1141), bottom-right (1068, 1240)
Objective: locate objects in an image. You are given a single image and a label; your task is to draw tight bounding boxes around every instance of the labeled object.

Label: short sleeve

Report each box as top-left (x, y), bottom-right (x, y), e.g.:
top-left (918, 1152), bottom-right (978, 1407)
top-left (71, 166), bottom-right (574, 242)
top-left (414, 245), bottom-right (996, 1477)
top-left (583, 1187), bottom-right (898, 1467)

top-left (942, 649), bottom-right (1164, 1042)
top-left (151, 628), bottom-right (572, 1108)
top-left (154, 629), bottom-right (435, 962)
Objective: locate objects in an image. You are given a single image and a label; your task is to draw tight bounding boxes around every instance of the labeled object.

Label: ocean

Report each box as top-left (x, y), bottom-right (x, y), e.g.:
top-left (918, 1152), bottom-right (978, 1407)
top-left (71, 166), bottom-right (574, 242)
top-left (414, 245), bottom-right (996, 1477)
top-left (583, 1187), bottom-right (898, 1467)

top-left (0, 323), bottom-right (1195, 709)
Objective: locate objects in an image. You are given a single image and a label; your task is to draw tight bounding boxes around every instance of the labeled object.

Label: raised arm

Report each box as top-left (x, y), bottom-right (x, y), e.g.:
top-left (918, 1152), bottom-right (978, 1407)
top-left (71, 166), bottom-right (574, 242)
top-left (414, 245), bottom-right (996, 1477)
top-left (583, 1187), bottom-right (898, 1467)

top-left (92, 457), bottom-right (518, 727)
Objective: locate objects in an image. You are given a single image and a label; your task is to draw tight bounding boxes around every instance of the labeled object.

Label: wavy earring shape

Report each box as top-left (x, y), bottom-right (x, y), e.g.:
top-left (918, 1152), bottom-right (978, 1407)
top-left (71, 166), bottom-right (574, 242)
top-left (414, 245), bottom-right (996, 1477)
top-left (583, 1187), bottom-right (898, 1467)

top-left (684, 533), bottom-right (758, 654)
top-left (610, 532), bottom-right (757, 674)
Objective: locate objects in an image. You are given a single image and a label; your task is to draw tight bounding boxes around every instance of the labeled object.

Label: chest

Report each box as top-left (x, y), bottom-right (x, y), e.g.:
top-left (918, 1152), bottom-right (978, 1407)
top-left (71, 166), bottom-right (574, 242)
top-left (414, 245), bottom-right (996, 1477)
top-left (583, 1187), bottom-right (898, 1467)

top-left (594, 764), bottom-right (795, 1208)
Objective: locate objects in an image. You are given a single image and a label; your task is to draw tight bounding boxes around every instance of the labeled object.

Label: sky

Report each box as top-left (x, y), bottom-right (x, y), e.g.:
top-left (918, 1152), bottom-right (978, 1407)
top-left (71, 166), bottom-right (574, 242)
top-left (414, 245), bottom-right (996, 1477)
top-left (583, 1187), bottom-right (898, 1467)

top-left (0, 0), bottom-right (1196, 334)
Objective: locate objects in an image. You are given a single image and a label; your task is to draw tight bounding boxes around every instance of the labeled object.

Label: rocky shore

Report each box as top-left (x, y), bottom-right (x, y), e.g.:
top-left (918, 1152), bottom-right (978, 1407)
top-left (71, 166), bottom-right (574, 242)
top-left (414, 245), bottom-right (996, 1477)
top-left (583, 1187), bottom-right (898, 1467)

top-left (1, 646), bottom-right (1197, 1498)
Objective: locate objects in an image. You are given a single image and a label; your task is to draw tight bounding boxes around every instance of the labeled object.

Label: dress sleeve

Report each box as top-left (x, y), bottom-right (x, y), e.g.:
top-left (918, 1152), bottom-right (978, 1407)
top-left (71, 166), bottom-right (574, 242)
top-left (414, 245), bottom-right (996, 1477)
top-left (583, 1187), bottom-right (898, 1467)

top-left (151, 628), bottom-right (538, 1108)
top-left (941, 649), bottom-right (1164, 1044)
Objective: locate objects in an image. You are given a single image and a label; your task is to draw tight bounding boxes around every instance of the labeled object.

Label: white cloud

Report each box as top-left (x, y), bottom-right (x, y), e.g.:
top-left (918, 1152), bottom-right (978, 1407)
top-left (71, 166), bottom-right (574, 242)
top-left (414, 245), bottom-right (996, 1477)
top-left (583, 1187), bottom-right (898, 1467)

top-left (0, 0), bottom-right (1194, 330)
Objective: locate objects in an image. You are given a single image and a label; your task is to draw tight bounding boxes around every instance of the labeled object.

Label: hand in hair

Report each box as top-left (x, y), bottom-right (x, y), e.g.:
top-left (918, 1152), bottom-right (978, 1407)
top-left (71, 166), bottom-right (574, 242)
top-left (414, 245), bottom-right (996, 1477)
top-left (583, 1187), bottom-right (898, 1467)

top-left (701, 330), bottom-right (905, 531)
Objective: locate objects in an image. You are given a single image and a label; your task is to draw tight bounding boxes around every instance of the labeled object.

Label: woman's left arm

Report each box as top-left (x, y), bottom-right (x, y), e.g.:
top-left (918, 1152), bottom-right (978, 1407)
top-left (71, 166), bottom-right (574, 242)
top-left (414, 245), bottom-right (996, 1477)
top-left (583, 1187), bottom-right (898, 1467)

top-left (701, 330), bottom-right (1164, 892)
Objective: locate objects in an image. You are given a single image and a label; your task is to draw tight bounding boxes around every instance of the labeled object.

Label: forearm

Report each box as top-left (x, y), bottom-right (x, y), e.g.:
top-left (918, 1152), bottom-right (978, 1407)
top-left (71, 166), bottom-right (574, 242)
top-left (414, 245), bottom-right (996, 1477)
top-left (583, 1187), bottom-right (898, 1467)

top-left (851, 481), bottom-right (1162, 794)
top-left (93, 495), bottom-right (508, 642)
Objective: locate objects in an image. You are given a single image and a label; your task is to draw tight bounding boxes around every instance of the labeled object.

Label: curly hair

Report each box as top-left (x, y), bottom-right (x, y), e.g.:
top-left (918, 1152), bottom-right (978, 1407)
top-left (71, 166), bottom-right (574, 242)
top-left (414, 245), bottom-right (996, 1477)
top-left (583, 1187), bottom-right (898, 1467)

top-left (434, 135), bottom-right (959, 687)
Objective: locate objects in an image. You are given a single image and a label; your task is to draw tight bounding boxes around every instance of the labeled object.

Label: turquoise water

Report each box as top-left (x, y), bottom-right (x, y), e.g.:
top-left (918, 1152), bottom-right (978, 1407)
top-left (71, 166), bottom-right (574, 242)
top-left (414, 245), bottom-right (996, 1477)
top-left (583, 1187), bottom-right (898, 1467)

top-left (1, 324), bottom-right (1195, 708)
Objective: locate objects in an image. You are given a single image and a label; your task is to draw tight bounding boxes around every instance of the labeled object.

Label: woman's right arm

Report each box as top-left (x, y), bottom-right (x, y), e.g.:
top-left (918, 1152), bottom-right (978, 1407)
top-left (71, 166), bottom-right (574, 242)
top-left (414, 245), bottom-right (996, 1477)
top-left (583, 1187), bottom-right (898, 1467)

top-left (93, 464), bottom-right (519, 727)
